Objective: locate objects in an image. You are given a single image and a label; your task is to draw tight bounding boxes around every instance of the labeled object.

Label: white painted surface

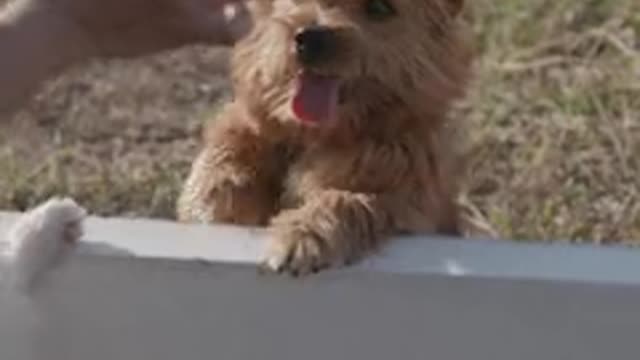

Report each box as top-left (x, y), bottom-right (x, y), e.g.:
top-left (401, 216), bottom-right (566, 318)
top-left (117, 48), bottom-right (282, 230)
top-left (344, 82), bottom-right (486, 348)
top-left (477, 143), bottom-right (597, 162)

top-left (1, 212), bottom-right (640, 360)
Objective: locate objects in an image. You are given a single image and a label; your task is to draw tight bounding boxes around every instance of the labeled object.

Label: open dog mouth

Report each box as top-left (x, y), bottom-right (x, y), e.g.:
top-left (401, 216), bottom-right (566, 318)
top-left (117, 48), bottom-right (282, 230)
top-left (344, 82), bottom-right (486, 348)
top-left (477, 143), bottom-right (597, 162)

top-left (292, 71), bottom-right (342, 126)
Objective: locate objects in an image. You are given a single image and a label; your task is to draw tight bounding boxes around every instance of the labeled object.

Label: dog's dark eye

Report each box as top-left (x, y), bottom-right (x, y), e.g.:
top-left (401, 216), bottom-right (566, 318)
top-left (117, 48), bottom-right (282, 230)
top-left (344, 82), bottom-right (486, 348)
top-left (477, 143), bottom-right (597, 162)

top-left (365, 0), bottom-right (396, 21)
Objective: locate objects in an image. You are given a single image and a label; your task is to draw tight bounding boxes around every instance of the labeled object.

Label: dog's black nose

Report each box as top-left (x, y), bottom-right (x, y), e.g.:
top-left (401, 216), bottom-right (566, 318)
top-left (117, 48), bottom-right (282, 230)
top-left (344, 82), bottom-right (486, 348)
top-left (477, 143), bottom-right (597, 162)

top-left (295, 26), bottom-right (337, 66)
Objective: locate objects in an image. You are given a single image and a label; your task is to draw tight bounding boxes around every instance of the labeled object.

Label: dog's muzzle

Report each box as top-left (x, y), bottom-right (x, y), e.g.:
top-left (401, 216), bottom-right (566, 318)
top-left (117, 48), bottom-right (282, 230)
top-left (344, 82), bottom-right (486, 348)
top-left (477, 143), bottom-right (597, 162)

top-left (295, 26), bottom-right (338, 66)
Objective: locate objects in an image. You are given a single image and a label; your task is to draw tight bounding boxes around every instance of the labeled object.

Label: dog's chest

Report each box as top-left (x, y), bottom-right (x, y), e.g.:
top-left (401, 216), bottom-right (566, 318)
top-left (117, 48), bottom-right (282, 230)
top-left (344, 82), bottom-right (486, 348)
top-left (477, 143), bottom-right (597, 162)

top-left (273, 141), bottom-right (337, 209)
top-left (274, 143), bottom-right (310, 209)
top-left (275, 143), bottom-right (365, 209)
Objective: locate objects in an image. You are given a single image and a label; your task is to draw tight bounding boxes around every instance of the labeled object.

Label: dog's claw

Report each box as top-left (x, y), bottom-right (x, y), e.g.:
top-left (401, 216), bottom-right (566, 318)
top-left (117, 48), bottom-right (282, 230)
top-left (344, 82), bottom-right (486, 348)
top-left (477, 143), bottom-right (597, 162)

top-left (263, 234), bottom-right (333, 276)
top-left (261, 253), bottom-right (287, 274)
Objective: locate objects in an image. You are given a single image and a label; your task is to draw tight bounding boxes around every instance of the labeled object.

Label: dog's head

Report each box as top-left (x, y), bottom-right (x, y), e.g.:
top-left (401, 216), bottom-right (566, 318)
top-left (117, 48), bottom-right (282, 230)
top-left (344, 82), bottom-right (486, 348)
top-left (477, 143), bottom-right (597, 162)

top-left (231, 0), bottom-right (471, 133)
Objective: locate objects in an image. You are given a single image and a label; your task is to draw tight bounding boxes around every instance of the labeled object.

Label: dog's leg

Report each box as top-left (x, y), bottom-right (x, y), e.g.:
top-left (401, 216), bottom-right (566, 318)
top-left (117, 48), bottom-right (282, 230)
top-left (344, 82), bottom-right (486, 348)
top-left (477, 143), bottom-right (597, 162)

top-left (263, 190), bottom-right (392, 275)
top-left (177, 107), bottom-right (281, 226)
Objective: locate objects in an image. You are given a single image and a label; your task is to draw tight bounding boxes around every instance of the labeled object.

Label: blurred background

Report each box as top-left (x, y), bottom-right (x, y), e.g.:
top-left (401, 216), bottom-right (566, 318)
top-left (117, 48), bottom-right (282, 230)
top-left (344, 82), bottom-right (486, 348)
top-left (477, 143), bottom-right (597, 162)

top-left (1, 0), bottom-right (639, 243)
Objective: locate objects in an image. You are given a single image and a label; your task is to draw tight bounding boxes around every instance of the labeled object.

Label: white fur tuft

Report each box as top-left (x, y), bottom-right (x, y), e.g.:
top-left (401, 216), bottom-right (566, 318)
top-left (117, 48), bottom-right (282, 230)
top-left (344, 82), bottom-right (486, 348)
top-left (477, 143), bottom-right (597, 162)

top-left (6, 198), bottom-right (87, 293)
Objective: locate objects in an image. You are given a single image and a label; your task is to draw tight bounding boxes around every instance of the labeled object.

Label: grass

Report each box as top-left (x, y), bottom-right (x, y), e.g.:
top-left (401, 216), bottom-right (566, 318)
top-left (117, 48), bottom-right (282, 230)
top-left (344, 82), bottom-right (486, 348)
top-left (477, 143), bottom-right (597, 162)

top-left (1, 0), bottom-right (639, 243)
top-left (460, 0), bottom-right (640, 243)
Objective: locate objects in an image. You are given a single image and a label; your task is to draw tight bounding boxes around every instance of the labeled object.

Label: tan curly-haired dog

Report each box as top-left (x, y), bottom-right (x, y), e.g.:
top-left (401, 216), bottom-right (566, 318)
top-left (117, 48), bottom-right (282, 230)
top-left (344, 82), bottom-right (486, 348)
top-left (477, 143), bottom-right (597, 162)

top-left (178, 0), bottom-right (472, 275)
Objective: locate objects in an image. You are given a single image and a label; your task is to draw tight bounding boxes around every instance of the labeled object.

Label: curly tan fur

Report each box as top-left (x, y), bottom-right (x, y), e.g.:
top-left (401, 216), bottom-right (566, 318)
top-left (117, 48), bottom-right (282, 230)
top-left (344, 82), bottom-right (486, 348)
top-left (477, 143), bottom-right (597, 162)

top-left (178, 0), bottom-right (473, 274)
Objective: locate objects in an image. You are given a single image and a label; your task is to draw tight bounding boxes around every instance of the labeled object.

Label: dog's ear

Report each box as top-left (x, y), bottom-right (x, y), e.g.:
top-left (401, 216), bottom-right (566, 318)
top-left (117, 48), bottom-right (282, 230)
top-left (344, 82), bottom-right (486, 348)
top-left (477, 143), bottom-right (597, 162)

top-left (443, 0), bottom-right (464, 17)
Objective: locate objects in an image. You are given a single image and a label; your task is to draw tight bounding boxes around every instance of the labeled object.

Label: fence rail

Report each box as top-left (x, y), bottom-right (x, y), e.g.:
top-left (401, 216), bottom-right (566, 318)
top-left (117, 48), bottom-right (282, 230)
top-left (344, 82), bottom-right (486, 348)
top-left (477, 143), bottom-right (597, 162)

top-left (1, 212), bottom-right (640, 360)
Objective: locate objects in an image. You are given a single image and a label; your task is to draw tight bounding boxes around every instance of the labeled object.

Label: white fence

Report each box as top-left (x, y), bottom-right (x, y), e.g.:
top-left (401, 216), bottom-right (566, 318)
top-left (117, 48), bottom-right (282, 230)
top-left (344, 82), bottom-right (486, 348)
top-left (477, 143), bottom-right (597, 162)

top-left (1, 212), bottom-right (640, 360)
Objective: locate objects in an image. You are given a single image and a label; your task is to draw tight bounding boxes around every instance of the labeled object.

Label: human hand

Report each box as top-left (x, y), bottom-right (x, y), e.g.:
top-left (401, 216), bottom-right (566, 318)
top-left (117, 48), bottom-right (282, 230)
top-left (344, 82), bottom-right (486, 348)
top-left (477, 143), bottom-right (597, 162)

top-left (0, 0), bottom-right (250, 118)
top-left (36, 0), bottom-right (251, 58)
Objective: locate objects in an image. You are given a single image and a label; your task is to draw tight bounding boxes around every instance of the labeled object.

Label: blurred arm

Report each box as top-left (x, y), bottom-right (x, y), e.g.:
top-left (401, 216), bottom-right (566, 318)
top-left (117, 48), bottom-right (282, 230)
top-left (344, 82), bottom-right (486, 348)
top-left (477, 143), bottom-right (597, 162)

top-left (0, 2), bottom-right (91, 118)
top-left (0, 0), bottom-right (251, 120)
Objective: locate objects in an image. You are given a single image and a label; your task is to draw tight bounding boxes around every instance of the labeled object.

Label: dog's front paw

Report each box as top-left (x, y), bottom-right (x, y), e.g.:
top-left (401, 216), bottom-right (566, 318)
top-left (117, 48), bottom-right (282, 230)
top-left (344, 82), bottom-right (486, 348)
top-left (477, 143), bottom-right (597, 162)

top-left (261, 191), bottom-right (388, 276)
top-left (7, 197), bottom-right (87, 292)
top-left (261, 215), bottom-right (359, 276)
top-left (262, 230), bottom-right (337, 276)
top-left (188, 178), bottom-right (274, 226)
top-left (178, 152), bottom-right (275, 226)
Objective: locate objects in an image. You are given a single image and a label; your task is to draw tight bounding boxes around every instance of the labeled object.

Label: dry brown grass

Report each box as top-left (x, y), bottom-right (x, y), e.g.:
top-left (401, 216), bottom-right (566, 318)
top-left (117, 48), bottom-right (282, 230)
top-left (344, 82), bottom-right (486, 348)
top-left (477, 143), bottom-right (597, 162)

top-left (0, 47), bottom-right (232, 218)
top-left (460, 0), bottom-right (640, 243)
top-left (1, 0), bottom-right (639, 243)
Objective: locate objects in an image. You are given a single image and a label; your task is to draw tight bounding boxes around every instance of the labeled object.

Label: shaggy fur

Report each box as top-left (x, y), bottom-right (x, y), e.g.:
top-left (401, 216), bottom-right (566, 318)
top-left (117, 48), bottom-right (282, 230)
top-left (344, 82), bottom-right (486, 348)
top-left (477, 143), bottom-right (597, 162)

top-left (178, 0), bottom-right (473, 274)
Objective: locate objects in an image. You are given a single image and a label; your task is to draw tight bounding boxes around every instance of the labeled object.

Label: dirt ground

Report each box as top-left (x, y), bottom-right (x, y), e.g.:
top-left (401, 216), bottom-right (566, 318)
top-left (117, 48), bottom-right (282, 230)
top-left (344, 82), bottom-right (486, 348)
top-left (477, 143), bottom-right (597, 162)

top-left (1, 0), bottom-right (639, 243)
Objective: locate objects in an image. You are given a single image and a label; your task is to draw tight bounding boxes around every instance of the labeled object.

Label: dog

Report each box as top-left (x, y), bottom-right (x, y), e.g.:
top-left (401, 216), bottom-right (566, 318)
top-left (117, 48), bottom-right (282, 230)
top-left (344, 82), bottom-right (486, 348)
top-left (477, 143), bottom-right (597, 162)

top-left (178, 0), bottom-right (473, 275)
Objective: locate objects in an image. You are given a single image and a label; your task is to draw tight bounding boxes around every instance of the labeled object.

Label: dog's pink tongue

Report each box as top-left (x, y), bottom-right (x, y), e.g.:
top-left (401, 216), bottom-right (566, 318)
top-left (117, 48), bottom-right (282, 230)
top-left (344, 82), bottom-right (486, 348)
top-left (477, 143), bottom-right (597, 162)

top-left (292, 73), bottom-right (340, 125)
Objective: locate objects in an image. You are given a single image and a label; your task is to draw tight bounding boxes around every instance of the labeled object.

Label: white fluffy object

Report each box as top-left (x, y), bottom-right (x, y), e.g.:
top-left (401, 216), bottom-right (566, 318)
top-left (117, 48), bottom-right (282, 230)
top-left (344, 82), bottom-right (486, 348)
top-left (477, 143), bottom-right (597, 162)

top-left (5, 198), bottom-right (86, 293)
